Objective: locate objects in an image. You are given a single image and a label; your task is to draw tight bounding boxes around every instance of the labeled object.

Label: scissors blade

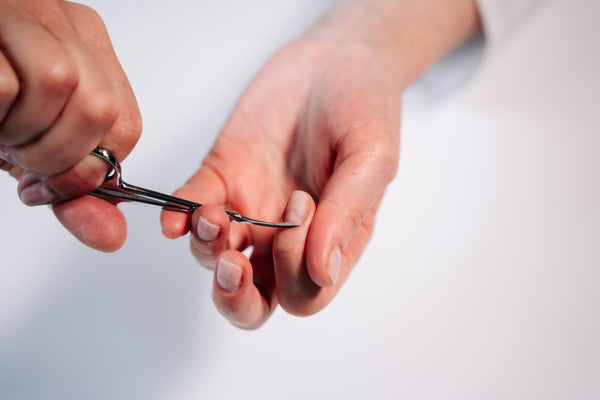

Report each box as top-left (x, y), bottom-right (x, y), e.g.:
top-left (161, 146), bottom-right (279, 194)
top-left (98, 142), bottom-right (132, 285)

top-left (90, 148), bottom-right (299, 228)
top-left (91, 186), bottom-right (193, 212)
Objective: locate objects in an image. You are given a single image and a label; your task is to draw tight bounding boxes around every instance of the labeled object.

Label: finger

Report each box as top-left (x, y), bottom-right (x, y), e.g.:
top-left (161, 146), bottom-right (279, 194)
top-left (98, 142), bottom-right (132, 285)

top-left (43, 3), bottom-right (143, 198)
top-left (52, 195), bottom-right (127, 252)
top-left (306, 134), bottom-right (399, 287)
top-left (189, 205), bottom-right (231, 270)
top-left (0, 50), bottom-right (19, 121)
top-left (0, 7), bottom-right (77, 147)
top-left (14, 153), bottom-right (106, 206)
top-left (273, 190), bottom-right (333, 316)
top-left (62, 2), bottom-right (142, 161)
top-left (7, 6), bottom-right (120, 176)
top-left (161, 164), bottom-right (227, 239)
top-left (15, 4), bottom-right (142, 206)
top-left (339, 201), bottom-right (379, 271)
top-left (0, 146), bottom-right (15, 164)
top-left (212, 249), bottom-right (276, 330)
top-left (0, 156), bottom-right (11, 172)
top-left (0, 154), bottom-right (24, 179)
top-left (8, 44), bottom-right (119, 175)
top-left (43, 6), bottom-right (140, 250)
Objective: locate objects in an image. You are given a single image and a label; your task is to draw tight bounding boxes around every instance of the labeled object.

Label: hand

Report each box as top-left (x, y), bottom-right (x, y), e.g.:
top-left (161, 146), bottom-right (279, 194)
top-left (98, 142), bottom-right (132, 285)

top-left (160, 0), bottom-right (480, 329)
top-left (161, 34), bottom-right (401, 328)
top-left (0, 1), bottom-right (142, 251)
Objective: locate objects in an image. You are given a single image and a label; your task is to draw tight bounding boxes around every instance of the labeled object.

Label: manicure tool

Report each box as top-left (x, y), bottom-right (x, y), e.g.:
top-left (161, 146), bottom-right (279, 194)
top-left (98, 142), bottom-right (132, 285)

top-left (90, 147), bottom-right (297, 228)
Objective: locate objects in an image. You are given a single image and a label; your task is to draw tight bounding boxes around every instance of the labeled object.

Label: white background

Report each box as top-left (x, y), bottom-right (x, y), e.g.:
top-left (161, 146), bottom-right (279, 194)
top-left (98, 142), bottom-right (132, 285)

top-left (1, 0), bottom-right (599, 399)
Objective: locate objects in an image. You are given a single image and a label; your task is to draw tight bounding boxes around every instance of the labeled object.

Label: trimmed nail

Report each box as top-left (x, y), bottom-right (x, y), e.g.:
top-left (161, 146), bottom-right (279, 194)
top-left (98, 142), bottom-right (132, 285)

top-left (19, 182), bottom-right (57, 206)
top-left (196, 216), bottom-right (220, 241)
top-left (285, 191), bottom-right (308, 225)
top-left (327, 246), bottom-right (341, 286)
top-left (217, 258), bottom-right (243, 292)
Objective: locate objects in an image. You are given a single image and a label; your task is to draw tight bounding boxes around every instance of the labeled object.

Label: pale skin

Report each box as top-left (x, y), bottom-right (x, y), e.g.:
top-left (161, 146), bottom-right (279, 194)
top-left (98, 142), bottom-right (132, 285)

top-left (162, 0), bottom-right (481, 328)
top-left (1, 0), bottom-right (480, 328)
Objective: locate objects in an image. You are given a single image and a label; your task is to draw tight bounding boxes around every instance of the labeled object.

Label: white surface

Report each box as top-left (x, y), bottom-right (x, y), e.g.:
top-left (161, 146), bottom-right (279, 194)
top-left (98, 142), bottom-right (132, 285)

top-left (476, 0), bottom-right (539, 43)
top-left (1, 0), bottom-right (599, 399)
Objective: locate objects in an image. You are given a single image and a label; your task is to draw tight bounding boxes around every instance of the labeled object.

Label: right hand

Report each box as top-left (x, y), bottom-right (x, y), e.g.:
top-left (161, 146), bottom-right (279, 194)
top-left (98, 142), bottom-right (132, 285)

top-left (0, 0), bottom-right (142, 251)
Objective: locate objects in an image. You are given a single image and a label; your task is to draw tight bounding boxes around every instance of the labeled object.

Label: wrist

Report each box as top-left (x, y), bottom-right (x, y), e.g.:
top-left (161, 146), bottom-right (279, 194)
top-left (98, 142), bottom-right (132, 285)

top-left (305, 0), bottom-right (481, 90)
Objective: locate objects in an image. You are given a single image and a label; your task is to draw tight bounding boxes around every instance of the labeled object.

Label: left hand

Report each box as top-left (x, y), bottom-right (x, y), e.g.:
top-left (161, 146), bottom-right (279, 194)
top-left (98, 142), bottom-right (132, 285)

top-left (160, 34), bottom-right (401, 329)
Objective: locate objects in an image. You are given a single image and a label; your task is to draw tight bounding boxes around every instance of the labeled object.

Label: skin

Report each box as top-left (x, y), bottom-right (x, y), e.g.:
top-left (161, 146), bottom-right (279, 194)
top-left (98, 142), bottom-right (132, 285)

top-left (0, 0), bottom-right (141, 252)
top-left (161, 0), bottom-right (481, 328)
top-left (2, 0), bottom-right (479, 327)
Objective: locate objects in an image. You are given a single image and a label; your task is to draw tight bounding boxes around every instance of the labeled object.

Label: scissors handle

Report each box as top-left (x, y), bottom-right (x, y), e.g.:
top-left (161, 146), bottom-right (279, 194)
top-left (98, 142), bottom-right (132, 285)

top-left (90, 148), bottom-right (298, 228)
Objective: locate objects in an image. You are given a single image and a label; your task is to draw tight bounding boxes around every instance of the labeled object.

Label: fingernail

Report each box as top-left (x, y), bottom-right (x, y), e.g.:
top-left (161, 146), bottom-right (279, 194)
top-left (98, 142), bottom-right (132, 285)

top-left (196, 216), bottom-right (220, 241)
top-left (19, 182), bottom-right (58, 206)
top-left (285, 190), bottom-right (308, 225)
top-left (217, 258), bottom-right (243, 292)
top-left (327, 246), bottom-right (341, 286)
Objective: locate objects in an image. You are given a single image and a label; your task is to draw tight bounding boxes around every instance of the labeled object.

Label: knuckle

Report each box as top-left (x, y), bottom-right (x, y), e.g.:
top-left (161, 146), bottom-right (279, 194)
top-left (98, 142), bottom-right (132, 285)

top-left (126, 111), bottom-right (143, 140)
top-left (79, 87), bottom-right (120, 128)
top-left (39, 59), bottom-right (78, 95)
top-left (323, 197), bottom-right (364, 236)
top-left (111, 108), bottom-right (143, 151)
top-left (38, 0), bottom-right (63, 15)
top-left (76, 4), bottom-right (103, 22)
top-left (345, 204), bottom-right (364, 232)
top-left (360, 212), bottom-right (376, 237)
top-left (328, 196), bottom-right (365, 232)
top-left (67, 3), bottom-right (108, 31)
top-left (189, 238), bottom-right (218, 270)
top-left (365, 140), bottom-right (399, 183)
top-left (0, 73), bottom-right (19, 106)
top-left (273, 237), bottom-right (300, 260)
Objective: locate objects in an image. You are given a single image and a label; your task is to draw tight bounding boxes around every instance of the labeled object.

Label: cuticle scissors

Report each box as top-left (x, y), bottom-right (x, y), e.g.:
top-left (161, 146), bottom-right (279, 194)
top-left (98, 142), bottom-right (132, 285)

top-left (90, 147), bottom-right (297, 228)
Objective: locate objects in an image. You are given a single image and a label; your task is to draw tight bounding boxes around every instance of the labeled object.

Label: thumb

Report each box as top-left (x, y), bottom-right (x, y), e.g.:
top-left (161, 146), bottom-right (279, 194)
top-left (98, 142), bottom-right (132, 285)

top-left (306, 134), bottom-right (399, 287)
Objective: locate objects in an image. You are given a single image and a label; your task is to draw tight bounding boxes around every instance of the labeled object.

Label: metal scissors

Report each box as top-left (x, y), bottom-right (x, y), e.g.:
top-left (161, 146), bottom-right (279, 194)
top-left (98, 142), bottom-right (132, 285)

top-left (90, 147), bottom-right (297, 228)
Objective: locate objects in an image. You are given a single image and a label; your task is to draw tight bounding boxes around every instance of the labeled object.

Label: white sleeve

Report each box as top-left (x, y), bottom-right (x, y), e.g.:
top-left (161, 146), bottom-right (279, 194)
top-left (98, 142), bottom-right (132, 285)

top-left (476, 0), bottom-right (542, 44)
